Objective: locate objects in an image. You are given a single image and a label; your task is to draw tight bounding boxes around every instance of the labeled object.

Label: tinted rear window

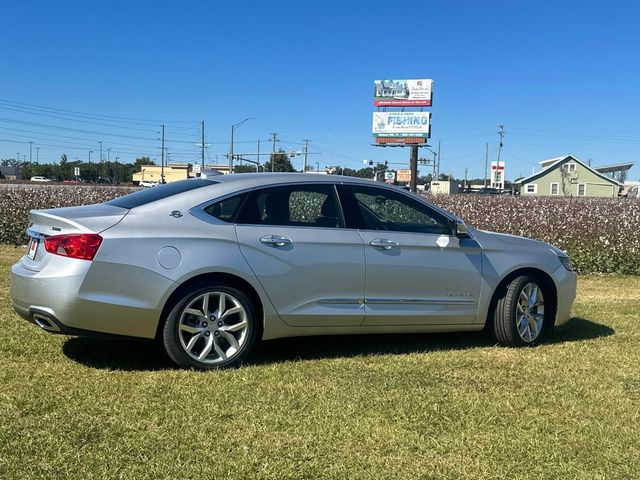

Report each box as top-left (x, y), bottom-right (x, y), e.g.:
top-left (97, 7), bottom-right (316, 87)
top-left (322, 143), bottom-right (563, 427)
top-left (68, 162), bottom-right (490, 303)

top-left (106, 179), bottom-right (218, 209)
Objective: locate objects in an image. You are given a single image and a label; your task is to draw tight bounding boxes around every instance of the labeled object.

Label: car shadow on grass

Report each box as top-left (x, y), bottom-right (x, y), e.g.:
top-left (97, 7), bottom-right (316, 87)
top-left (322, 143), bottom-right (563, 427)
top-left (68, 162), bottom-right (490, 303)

top-left (62, 337), bottom-right (176, 371)
top-left (61, 317), bottom-right (613, 371)
top-left (249, 317), bottom-right (614, 365)
top-left (547, 316), bottom-right (615, 345)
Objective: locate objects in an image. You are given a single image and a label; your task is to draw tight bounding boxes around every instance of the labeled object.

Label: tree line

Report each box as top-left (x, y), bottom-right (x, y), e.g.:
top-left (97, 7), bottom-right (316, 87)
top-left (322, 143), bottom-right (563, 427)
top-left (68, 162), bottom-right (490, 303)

top-left (0, 155), bottom-right (156, 183)
top-left (2, 150), bottom-right (456, 185)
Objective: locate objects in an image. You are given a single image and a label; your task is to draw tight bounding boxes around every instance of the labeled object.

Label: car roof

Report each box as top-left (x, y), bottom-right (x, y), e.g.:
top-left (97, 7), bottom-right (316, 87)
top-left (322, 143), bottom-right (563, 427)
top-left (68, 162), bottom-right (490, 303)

top-left (209, 172), bottom-right (376, 188)
top-left (122, 173), bottom-right (457, 223)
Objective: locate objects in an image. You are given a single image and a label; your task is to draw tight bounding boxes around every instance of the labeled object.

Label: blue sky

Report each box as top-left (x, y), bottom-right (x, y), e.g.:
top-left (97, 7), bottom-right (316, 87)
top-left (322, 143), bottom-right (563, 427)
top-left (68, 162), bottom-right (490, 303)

top-left (1, 0), bottom-right (639, 180)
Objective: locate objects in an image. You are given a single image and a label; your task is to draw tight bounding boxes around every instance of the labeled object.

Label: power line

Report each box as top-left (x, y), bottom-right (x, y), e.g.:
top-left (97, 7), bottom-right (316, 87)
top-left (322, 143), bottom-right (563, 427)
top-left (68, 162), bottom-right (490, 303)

top-left (0, 116), bottom-right (160, 141)
top-left (0, 117), bottom-right (201, 144)
top-left (0, 98), bottom-right (199, 126)
top-left (0, 104), bottom-right (163, 133)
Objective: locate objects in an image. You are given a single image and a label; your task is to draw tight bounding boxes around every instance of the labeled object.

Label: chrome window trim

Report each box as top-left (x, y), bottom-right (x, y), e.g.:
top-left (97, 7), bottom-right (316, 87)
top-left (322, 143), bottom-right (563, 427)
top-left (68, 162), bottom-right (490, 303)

top-left (191, 182), bottom-right (348, 230)
top-left (190, 179), bottom-right (460, 236)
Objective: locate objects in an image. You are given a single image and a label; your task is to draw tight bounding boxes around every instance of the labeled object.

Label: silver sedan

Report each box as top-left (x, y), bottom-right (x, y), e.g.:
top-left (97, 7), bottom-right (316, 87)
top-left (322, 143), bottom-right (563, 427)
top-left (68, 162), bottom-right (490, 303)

top-left (11, 174), bottom-right (576, 369)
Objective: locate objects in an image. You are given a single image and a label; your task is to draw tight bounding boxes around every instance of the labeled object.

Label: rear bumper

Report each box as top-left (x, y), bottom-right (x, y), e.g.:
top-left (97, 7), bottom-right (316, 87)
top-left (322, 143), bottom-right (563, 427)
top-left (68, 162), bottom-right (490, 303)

top-left (11, 258), bottom-right (176, 339)
top-left (13, 305), bottom-right (142, 340)
top-left (553, 264), bottom-right (577, 327)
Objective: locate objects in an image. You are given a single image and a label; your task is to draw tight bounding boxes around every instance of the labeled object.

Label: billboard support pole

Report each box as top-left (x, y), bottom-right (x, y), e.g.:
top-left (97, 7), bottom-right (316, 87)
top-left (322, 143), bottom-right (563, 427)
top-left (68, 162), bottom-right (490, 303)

top-left (410, 145), bottom-right (418, 193)
top-left (437, 140), bottom-right (441, 179)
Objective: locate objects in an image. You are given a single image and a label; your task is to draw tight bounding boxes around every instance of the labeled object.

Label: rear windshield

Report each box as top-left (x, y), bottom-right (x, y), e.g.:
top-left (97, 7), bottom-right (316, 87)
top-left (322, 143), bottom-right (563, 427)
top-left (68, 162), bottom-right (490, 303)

top-left (106, 179), bottom-right (218, 209)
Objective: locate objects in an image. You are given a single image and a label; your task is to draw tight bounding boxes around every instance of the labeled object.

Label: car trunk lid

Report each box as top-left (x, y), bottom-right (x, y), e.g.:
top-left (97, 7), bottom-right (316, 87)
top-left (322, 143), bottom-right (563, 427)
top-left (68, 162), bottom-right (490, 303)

top-left (28, 204), bottom-right (129, 236)
top-left (23, 204), bottom-right (129, 271)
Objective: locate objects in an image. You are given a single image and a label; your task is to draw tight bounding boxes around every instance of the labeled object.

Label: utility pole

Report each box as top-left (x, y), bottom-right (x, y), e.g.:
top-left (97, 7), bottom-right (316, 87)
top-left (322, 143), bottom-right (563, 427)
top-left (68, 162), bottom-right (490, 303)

top-left (464, 168), bottom-right (468, 189)
top-left (106, 148), bottom-right (111, 178)
top-left (256, 139), bottom-right (261, 173)
top-left (160, 125), bottom-right (165, 183)
top-left (270, 132), bottom-right (278, 172)
top-left (36, 147), bottom-right (39, 164)
top-left (229, 124), bottom-right (234, 173)
top-left (115, 156), bottom-right (119, 184)
top-left (28, 141), bottom-right (33, 163)
top-left (98, 141), bottom-right (103, 170)
top-left (484, 143), bottom-right (489, 187)
top-left (201, 121), bottom-right (205, 171)
top-left (495, 125), bottom-right (504, 189)
top-left (302, 139), bottom-right (311, 173)
top-left (496, 125), bottom-right (504, 164)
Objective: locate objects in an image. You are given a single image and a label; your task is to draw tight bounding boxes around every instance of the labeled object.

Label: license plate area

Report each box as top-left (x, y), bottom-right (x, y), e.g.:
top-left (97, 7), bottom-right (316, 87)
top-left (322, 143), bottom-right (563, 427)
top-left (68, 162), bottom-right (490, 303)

top-left (27, 237), bottom-right (40, 260)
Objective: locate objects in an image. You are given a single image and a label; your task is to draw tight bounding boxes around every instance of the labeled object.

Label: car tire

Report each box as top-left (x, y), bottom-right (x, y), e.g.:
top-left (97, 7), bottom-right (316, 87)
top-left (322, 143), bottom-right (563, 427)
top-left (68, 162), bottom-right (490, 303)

top-left (492, 275), bottom-right (551, 347)
top-left (162, 284), bottom-right (259, 369)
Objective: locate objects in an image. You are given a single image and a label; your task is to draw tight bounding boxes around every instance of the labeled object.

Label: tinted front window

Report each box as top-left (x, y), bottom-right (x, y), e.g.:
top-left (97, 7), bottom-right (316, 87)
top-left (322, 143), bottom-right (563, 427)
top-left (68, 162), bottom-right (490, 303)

top-left (344, 185), bottom-right (451, 235)
top-left (106, 179), bottom-right (217, 209)
top-left (237, 184), bottom-right (343, 228)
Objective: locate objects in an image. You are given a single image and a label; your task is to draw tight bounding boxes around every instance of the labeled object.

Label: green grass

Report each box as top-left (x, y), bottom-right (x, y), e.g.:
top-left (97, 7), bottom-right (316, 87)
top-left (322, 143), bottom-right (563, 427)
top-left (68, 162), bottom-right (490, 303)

top-left (0, 245), bottom-right (638, 479)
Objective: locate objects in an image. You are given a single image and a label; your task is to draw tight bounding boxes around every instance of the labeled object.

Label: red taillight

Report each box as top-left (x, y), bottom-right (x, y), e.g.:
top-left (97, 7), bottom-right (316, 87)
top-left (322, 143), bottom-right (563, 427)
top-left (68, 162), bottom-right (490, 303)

top-left (44, 234), bottom-right (103, 261)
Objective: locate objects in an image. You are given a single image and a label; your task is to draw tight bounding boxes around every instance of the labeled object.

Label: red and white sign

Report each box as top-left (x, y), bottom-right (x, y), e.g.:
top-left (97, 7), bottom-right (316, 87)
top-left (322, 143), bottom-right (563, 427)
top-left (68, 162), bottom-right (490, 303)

top-left (491, 161), bottom-right (505, 189)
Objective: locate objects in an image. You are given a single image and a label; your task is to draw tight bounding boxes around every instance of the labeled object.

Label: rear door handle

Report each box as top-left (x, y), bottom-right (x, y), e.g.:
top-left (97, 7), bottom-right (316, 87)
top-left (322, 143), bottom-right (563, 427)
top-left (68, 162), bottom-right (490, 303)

top-left (370, 238), bottom-right (399, 250)
top-left (260, 235), bottom-right (293, 247)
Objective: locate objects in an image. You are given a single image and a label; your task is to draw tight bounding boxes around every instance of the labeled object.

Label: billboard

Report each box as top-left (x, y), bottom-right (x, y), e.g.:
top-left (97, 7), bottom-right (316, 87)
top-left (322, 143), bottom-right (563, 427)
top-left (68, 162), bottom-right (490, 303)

top-left (372, 112), bottom-right (431, 138)
top-left (374, 79), bottom-right (433, 106)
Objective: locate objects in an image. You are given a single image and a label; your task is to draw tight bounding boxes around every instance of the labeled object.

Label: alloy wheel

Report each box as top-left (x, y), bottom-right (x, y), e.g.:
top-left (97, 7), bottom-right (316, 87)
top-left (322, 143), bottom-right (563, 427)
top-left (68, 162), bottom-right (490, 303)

top-left (515, 282), bottom-right (545, 343)
top-left (178, 291), bottom-right (249, 364)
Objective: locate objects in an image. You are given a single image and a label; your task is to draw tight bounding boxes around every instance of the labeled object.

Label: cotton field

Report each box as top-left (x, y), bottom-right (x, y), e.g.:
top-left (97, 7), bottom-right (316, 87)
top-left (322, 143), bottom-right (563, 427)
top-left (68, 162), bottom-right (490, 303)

top-left (1, 184), bottom-right (638, 274)
top-left (429, 194), bottom-right (640, 274)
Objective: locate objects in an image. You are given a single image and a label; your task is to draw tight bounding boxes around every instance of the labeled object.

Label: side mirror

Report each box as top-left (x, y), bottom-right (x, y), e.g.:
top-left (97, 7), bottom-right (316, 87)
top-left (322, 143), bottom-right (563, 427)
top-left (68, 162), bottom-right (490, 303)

top-left (454, 220), bottom-right (470, 238)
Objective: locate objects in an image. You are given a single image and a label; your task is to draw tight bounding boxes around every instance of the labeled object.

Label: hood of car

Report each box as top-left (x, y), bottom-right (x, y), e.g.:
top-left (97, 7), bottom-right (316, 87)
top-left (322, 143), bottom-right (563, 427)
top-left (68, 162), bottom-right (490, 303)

top-left (469, 227), bottom-right (552, 253)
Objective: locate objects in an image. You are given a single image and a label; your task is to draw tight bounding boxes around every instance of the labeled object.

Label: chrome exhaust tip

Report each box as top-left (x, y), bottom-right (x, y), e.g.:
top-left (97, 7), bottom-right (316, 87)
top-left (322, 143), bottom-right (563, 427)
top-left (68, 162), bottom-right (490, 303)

top-left (33, 313), bottom-right (62, 332)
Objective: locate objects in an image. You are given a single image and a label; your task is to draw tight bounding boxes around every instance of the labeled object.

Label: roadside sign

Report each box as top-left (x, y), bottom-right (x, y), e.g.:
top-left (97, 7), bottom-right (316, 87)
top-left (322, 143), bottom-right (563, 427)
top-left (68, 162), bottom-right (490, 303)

top-left (396, 169), bottom-right (412, 183)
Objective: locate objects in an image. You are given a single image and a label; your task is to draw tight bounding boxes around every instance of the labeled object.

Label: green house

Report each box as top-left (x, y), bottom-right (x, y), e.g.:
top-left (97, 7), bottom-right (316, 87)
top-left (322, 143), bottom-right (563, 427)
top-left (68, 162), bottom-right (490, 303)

top-left (515, 155), bottom-right (621, 198)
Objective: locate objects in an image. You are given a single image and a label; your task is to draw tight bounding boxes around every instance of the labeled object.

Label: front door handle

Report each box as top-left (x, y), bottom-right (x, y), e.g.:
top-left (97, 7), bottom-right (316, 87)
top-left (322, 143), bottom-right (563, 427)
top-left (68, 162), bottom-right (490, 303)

top-left (260, 235), bottom-right (293, 247)
top-left (370, 238), bottom-right (399, 250)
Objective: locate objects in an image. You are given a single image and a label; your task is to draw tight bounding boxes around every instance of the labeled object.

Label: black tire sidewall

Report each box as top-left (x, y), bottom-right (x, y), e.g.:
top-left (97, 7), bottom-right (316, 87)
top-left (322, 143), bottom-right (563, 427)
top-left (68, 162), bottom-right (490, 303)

top-left (495, 275), bottom-right (550, 347)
